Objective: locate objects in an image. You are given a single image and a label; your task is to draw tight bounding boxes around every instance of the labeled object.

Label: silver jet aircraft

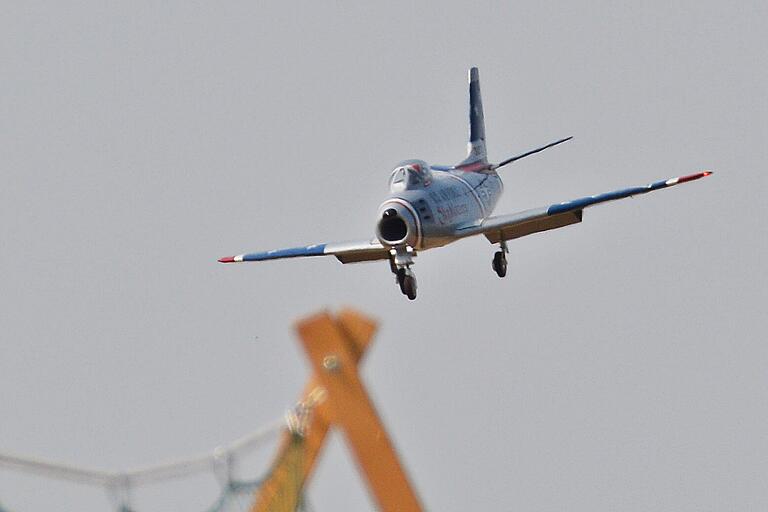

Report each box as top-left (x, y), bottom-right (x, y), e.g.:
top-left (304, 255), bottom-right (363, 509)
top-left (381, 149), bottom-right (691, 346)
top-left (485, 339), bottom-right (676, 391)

top-left (219, 68), bottom-right (710, 300)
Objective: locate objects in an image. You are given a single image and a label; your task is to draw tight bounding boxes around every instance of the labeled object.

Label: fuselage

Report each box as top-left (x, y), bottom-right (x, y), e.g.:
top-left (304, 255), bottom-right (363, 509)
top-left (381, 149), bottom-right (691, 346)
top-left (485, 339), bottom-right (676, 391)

top-left (376, 160), bottom-right (503, 250)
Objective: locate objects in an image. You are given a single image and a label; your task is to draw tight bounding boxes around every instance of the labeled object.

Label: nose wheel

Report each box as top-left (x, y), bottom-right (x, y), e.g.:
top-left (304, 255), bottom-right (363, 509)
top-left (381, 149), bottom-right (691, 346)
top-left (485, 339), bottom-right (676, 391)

top-left (397, 268), bottom-right (418, 300)
top-left (390, 246), bottom-right (418, 300)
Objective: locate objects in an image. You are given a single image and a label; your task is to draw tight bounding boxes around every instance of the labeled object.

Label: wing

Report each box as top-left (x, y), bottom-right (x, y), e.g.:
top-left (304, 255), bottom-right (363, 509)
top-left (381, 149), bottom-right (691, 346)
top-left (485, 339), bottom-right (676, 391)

top-left (218, 238), bottom-right (390, 265)
top-left (460, 171), bottom-right (712, 244)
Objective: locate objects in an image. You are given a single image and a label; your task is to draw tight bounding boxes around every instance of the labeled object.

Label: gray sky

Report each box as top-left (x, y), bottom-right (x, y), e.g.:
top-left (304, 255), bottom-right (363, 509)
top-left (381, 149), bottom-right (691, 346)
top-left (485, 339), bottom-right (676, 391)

top-left (1, 1), bottom-right (767, 510)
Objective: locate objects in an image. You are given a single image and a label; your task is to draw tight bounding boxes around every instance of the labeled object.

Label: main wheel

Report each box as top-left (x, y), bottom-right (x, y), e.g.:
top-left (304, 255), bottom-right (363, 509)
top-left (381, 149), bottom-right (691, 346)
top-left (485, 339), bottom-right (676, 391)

top-left (492, 251), bottom-right (507, 278)
top-left (402, 274), bottom-right (417, 300)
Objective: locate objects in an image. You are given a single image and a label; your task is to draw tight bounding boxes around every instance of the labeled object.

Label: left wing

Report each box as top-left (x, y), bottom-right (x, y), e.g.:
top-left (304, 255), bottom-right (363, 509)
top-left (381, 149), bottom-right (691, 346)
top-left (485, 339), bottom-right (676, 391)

top-left (459, 171), bottom-right (712, 244)
top-left (219, 238), bottom-right (390, 265)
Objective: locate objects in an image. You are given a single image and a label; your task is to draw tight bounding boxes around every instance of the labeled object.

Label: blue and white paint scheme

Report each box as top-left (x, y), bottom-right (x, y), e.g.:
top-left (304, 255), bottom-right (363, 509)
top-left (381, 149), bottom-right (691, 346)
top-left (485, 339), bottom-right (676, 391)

top-left (220, 67), bottom-right (711, 300)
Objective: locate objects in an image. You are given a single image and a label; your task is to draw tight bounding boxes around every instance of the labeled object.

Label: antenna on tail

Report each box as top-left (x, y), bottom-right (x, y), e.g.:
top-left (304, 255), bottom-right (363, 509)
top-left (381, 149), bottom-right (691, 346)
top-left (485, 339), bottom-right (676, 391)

top-left (490, 136), bottom-right (573, 170)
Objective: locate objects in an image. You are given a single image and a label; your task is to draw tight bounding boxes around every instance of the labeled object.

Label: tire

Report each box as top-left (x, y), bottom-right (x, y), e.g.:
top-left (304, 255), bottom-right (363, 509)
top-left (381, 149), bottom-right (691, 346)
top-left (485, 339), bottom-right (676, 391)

top-left (402, 275), bottom-right (417, 300)
top-left (397, 268), bottom-right (407, 293)
top-left (493, 251), bottom-right (507, 278)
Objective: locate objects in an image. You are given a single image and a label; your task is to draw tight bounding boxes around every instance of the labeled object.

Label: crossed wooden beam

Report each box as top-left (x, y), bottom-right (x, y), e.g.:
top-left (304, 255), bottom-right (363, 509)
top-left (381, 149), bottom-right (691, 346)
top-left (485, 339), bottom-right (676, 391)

top-left (251, 309), bottom-right (423, 512)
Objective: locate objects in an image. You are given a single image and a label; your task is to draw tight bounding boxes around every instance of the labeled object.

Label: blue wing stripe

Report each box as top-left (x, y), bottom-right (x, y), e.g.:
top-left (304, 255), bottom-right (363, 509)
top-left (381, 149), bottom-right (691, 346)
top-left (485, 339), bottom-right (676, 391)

top-left (240, 244), bottom-right (327, 262)
top-left (547, 179), bottom-right (671, 215)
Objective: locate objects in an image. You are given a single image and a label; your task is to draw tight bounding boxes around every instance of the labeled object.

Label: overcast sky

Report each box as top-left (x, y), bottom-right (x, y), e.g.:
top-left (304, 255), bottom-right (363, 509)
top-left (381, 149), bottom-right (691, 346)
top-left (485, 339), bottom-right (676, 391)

top-left (1, 1), bottom-right (767, 511)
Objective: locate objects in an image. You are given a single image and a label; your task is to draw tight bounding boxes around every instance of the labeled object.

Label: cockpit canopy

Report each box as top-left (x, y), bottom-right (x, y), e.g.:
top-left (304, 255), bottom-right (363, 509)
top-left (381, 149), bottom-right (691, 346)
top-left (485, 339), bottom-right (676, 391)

top-left (389, 160), bottom-right (432, 192)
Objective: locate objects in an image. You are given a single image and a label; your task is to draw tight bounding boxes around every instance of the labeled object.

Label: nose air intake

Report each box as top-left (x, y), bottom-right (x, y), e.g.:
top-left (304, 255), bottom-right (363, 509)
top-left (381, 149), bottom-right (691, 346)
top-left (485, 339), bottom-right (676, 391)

top-left (376, 201), bottom-right (420, 247)
top-left (378, 209), bottom-right (408, 243)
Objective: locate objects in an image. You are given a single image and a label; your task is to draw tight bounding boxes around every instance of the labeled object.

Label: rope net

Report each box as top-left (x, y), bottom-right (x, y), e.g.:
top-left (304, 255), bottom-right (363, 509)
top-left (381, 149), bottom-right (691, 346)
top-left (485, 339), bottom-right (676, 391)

top-left (0, 405), bottom-right (316, 512)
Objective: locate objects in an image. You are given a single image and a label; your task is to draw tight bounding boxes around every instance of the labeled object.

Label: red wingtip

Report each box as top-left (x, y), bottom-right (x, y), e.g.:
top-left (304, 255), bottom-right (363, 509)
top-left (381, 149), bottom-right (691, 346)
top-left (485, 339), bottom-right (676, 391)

top-left (678, 171), bottom-right (713, 184)
top-left (218, 256), bottom-right (235, 263)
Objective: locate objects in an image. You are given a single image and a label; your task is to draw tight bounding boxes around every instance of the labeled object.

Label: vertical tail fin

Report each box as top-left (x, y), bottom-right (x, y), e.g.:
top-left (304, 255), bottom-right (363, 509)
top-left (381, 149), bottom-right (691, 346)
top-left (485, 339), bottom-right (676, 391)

top-left (460, 67), bottom-right (488, 166)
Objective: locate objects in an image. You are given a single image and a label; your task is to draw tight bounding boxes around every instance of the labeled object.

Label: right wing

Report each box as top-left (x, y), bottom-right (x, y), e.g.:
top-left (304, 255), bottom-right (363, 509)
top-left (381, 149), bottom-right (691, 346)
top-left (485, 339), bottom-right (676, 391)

top-left (218, 238), bottom-right (390, 265)
top-left (458, 171), bottom-right (712, 244)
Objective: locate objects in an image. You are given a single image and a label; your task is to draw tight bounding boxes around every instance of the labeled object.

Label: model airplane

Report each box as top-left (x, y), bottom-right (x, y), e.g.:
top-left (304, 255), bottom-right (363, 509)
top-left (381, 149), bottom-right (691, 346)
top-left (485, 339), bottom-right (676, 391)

top-left (219, 67), bottom-right (710, 300)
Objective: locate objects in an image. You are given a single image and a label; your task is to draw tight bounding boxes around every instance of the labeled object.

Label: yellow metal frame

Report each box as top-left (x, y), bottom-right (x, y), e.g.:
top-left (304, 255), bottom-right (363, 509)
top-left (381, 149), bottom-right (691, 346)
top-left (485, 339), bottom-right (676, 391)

top-left (251, 309), bottom-right (423, 512)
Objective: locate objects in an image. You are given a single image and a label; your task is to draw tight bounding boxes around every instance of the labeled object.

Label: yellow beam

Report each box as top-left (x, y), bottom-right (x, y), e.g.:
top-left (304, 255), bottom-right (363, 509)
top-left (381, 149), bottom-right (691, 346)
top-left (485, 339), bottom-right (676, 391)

top-left (250, 309), bottom-right (377, 512)
top-left (297, 311), bottom-right (423, 512)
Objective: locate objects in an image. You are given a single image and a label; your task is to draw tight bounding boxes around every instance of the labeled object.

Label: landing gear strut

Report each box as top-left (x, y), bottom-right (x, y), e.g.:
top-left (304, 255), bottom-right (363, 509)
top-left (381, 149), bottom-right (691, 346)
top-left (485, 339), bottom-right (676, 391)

top-left (492, 241), bottom-right (508, 278)
top-left (390, 246), bottom-right (417, 300)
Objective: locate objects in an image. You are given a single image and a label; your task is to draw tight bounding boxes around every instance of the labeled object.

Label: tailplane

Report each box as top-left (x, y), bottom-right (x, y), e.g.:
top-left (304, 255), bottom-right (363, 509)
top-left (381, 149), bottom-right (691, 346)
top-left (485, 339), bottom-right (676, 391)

top-left (431, 68), bottom-right (572, 173)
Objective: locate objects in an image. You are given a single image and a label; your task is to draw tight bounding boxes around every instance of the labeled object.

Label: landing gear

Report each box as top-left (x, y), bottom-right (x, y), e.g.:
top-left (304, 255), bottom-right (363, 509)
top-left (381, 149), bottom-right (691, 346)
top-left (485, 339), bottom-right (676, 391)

top-left (492, 240), bottom-right (508, 278)
top-left (390, 246), bottom-right (418, 300)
